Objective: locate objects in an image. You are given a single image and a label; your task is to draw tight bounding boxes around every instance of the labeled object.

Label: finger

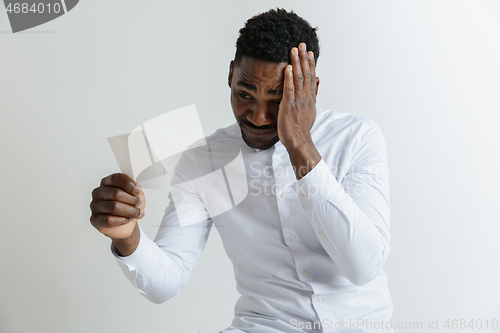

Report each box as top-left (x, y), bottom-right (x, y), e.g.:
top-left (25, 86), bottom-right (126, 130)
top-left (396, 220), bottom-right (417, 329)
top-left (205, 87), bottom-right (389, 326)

top-left (308, 51), bottom-right (317, 95)
top-left (283, 65), bottom-right (295, 103)
top-left (291, 47), bottom-right (303, 95)
top-left (91, 200), bottom-right (141, 219)
top-left (93, 186), bottom-right (141, 207)
top-left (100, 173), bottom-right (141, 196)
top-left (299, 43), bottom-right (312, 94)
top-left (90, 213), bottom-right (134, 229)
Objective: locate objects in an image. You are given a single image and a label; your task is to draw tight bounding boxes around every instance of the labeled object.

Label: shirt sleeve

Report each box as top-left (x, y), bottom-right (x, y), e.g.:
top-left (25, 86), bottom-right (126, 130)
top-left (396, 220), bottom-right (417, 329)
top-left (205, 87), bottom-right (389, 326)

top-left (111, 149), bottom-right (213, 304)
top-left (290, 120), bottom-right (391, 286)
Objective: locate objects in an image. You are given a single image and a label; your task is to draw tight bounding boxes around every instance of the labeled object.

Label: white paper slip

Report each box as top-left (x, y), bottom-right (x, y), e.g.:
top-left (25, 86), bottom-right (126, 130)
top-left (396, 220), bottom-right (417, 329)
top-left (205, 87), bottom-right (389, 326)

top-left (107, 104), bottom-right (206, 189)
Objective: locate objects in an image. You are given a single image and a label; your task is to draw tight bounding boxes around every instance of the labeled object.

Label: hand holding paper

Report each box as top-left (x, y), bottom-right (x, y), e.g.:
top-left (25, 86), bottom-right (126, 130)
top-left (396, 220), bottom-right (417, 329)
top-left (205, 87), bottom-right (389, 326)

top-left (89, 173), bottom-right (145, 255)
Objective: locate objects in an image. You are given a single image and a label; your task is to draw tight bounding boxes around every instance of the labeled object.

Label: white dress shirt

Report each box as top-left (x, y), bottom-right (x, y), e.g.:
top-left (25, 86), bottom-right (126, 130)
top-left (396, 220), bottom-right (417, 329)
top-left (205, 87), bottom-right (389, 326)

top-left (111, 108), bottom-right (394, 333)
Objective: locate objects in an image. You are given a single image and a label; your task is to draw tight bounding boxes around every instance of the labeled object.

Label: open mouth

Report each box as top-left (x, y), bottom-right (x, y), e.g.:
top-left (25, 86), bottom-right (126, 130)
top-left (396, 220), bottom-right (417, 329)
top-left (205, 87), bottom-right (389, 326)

top-left (243, 125), bottom-right (276, 140)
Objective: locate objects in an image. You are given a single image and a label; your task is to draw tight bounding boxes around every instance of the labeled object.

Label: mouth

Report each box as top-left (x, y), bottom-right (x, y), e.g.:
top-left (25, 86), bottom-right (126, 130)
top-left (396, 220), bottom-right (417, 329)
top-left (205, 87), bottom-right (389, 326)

top-left (243, 125), bottom-right (277, 141)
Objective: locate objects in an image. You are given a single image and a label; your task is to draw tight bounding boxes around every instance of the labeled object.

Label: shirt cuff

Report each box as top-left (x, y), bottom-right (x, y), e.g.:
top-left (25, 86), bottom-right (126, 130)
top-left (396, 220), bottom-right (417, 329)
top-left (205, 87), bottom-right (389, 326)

top-left (290, 158), bottom-right (344, 212)
top-left (110, 226), bottom-right (155, 273)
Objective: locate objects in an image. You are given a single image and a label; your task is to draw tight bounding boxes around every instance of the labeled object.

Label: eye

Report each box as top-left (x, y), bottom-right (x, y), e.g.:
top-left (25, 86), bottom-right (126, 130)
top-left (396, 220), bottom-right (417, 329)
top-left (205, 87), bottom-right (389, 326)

top-left (272, 100), bottom-right (281, 105)
top-left (238, 92), bottom-right (252, 99)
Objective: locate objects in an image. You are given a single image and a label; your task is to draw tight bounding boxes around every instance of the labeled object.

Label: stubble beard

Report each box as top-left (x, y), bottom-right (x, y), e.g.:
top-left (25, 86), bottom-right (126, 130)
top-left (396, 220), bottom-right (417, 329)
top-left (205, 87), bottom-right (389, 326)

top-left (240, 128), bottom-right (280, 150)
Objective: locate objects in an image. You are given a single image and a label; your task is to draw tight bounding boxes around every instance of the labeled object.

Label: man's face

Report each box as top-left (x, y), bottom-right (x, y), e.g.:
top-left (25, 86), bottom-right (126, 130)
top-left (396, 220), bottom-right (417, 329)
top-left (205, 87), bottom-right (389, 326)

top-left (228, 57), bottom-right (288, 150)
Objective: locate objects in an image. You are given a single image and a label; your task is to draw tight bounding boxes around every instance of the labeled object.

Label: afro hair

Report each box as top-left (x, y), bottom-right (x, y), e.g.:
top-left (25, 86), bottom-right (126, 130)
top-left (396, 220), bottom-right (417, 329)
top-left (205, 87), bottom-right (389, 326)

top-left (234, 8), bottom-right (320, 66)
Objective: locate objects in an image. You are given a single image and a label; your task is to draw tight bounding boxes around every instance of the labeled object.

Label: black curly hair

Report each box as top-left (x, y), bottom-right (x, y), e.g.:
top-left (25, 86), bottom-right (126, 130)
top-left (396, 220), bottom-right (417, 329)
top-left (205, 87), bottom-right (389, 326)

top-left (234, 8), bottom-right (320, 66)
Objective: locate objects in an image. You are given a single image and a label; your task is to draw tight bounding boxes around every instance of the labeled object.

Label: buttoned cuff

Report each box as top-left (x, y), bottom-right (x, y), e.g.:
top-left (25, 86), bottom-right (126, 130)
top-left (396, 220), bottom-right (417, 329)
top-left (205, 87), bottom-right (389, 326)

top-left (290, 158), bottom-right (344, 212)
top-left (110, 226), bottom-right (155, 273)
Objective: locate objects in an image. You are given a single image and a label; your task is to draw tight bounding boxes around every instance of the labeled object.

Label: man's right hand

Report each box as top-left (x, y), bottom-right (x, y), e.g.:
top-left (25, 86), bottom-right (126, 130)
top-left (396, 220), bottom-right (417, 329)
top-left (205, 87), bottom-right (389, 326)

top-left (90, 173), bottom-right (146, 246)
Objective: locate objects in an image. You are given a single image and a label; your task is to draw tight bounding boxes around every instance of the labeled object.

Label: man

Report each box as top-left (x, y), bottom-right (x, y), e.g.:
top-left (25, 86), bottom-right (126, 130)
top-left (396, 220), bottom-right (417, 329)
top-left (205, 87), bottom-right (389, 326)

top-left (90, 8), bottom-right (394, 333)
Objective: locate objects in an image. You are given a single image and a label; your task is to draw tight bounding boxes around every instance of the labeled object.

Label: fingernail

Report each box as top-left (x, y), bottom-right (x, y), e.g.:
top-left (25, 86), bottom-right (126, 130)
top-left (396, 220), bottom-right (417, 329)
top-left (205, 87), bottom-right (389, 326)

top-left (300, 43), bottom-right (306, 50)
top-left (134, 184), bottom-right (142, 194)
top-left (135, 197), bottom-right (141, 207)
top-left (139, 209), bottom-right (145, 219)
top-left (293, 48), bottom-right (298, 55)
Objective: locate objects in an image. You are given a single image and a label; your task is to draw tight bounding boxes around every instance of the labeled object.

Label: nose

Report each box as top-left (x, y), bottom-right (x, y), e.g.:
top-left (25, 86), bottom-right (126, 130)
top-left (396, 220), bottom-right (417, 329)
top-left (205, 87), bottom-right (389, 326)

top-left (247, 103), bottom-right (273, 127)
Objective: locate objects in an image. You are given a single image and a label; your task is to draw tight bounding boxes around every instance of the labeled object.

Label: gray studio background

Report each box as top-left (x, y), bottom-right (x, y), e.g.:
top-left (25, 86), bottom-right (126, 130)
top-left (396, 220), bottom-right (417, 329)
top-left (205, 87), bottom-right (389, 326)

top-left (1, 1), bottom-right (499, 332)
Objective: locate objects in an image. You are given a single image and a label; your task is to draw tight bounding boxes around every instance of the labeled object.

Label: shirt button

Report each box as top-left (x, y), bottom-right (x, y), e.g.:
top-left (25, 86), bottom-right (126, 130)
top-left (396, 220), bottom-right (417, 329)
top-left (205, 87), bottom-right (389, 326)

top-left (275, 156), bottom-right (282, 162)
top-left (280, 192), bottom-right (286, 199)
top-left (299, 191), bottom-right (305, 198)
top-left (303, 271), bottom-right (309, 277)
top-left (317, 296), bottom-right (323, 302)
top-left (288, 235), bottom-right (295, 241)
top-left (318, 231), bottom-right (324, 237)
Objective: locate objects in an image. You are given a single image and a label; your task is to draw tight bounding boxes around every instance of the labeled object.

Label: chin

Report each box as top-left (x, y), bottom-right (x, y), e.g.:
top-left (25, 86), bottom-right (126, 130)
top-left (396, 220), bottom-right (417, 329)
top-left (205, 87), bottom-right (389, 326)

top-left (241, 131), bottom-right (280, 150)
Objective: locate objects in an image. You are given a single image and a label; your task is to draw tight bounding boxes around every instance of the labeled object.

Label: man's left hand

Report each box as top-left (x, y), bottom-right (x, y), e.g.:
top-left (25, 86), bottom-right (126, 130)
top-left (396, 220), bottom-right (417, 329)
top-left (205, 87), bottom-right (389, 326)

top-left (278, 43), bottom-right (321, 179)
top-left (277, 42), bottom-right (318, 151)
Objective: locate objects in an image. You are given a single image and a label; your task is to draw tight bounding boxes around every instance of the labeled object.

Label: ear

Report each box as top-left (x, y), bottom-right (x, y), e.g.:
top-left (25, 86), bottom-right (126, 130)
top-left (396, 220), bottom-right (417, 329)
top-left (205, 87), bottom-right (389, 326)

top-left (228, 60), bottom-right (234, 88)
top-left (315, 77), bottom-right (320, 96)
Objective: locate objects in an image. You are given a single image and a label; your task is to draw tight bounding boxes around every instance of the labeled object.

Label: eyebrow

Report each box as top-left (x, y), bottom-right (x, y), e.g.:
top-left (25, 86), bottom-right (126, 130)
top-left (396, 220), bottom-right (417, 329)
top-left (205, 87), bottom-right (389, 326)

top-left (236, 80), bottom-right (283, 96)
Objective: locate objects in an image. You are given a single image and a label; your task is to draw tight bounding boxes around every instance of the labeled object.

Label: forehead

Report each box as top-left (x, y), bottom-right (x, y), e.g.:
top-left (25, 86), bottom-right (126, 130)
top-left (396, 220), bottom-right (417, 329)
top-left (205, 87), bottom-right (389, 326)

top-left (234, 57), bottom-right (288, 87)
